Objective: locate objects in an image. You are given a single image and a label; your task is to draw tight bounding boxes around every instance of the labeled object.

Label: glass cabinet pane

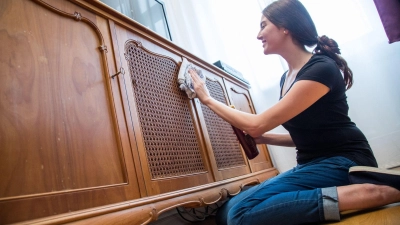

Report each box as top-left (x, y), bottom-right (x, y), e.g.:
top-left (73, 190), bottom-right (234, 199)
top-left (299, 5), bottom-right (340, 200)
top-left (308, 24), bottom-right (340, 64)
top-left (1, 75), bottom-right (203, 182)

top-left (101, 0), bottom-right (172, 40)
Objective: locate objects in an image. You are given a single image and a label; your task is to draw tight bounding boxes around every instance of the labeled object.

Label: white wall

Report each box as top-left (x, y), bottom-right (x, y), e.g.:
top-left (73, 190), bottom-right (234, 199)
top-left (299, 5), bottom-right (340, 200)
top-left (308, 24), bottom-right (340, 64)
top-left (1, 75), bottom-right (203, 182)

top-left (163, 0), bottom-right (400, 172)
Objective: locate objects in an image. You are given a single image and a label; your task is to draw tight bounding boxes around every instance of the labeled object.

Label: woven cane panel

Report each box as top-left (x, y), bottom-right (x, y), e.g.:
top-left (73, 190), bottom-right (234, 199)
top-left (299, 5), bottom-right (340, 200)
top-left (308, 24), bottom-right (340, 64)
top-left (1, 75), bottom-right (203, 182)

top-left (125, 41), bottom-right (205, 179)
top-left (201, 80), bottom-right (245, 169)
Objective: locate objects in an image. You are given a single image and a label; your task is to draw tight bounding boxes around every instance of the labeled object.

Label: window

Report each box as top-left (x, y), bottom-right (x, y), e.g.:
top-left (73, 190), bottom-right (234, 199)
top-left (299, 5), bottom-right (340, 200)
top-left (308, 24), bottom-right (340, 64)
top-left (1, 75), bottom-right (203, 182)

top-left (101, 0), bottom-right (172, 41)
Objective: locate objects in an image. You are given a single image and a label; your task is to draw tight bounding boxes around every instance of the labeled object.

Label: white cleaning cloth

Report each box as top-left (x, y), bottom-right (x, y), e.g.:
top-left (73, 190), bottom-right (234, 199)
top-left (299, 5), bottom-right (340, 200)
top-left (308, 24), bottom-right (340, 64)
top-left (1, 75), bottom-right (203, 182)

top-left (177, 58), bottom-right (206, 99)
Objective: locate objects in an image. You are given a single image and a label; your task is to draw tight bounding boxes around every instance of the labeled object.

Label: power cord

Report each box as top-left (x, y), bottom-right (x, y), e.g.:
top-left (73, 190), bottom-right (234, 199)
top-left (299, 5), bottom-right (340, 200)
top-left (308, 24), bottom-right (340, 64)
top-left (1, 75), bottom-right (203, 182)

top-left (176, 185), bottom-right (256, 223)
top-left (176, 202), bottom-right (222, 223)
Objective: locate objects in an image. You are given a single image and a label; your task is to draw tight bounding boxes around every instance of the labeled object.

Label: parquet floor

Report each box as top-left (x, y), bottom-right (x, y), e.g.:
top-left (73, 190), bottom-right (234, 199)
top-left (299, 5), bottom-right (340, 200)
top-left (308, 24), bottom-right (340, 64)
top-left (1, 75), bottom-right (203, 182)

top-left (324, 203), bottom-right (400, 225)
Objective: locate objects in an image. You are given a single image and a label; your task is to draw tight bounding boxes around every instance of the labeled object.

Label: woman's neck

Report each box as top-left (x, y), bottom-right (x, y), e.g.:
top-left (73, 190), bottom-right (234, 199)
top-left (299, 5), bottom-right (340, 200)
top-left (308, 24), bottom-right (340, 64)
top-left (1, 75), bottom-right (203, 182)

top-left (280, 47), bottom-right (313, 97)
top-left (279, 43), bottom-right (313, 74)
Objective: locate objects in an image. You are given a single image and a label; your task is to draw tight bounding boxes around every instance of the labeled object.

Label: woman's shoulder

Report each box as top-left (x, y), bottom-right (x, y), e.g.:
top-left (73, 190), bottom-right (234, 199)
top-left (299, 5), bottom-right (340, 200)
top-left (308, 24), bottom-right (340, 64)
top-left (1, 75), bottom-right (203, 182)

top-left (298, 54), bottom-right (343, 88)
top-left (302, 54), bottom-right (340, 74)
top-left (308, 54), bottom-right (337, 67)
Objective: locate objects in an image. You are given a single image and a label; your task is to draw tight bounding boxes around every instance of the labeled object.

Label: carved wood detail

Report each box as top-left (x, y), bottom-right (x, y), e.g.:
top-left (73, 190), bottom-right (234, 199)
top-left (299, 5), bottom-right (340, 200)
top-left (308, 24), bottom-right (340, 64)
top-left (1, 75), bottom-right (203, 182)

top-left (230, 87), bottom-right (254, 112)
top-left (31, 0), bottom-right (108, 53)
top-left (20, 169), bottom-right (278, 225)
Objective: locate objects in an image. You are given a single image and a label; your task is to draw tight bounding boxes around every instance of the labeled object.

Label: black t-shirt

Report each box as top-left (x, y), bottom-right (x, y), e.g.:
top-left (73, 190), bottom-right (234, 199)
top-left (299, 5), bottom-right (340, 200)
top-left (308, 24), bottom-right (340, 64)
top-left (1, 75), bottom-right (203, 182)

top-left (280, 54), bottom-right (377, 167)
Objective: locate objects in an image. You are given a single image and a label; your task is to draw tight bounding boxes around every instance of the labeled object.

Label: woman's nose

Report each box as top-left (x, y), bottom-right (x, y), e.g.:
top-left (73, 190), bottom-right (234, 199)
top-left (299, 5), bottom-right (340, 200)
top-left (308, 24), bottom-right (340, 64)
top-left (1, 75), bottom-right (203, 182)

top-left (257, 32), bottom-right (262, 40)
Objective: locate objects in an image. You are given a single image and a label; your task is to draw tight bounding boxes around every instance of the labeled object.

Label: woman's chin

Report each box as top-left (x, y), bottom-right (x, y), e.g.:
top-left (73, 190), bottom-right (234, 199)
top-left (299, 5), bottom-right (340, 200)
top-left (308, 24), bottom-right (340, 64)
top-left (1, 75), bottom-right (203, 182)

top-left (263, 48), bottom-right (277, 55)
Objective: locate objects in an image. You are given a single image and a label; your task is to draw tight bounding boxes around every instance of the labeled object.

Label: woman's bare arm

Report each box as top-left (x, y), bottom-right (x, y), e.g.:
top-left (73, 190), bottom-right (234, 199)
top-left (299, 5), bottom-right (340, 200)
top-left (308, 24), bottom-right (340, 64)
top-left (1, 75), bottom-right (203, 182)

top-left (254, 133), bottom-right (295, 147)
top-left (189, 70), bottom-right (329, 137)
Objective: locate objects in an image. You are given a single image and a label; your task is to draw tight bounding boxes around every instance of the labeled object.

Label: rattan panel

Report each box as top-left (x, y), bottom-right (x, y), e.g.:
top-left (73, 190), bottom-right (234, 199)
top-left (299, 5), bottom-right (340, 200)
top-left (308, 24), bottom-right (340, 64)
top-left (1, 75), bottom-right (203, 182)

top-left (201, 79), bottom-right (246, 169)
top-left (125, 41), bottom-right (206, 179)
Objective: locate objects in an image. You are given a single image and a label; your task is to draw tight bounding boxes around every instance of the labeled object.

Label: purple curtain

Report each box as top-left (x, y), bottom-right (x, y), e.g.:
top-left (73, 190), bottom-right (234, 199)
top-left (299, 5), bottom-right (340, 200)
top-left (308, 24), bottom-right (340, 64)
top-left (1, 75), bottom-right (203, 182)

top-left (373, 0), bottom-right (400, 44)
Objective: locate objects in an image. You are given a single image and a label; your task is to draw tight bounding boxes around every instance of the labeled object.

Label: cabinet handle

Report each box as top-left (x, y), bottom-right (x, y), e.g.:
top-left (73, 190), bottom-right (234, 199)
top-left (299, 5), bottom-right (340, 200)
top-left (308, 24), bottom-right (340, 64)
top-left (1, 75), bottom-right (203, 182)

top-left (111, 67), bottom-right (125, 79)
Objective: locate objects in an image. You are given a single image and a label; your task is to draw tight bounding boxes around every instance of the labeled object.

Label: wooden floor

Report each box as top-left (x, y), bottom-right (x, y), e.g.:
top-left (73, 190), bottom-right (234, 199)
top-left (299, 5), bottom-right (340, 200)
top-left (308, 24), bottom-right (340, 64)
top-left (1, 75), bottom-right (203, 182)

top-left (324, 203), bottom-right (400, 225)
top-left (150, 203), bottom-right (400, 225)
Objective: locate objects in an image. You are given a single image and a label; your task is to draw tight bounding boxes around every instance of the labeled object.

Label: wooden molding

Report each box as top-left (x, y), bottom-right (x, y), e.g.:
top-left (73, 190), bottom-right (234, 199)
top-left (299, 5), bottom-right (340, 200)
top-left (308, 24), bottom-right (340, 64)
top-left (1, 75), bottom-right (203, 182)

top-left (19, 169), bottom-right (278, 224)
top-left (124, 39), bottom-right (179, 65)
top-left (31, 0), bottom-right (107, 52)
top-left (230, 87), bottom-right (254, 113)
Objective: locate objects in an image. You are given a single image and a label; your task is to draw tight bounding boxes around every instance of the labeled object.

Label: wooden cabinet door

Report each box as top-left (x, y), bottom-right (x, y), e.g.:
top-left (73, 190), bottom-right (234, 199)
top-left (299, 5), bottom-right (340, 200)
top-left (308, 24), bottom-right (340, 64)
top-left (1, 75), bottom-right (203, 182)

top-left (110, 24), bottom-right (215, 196)
top-left (193, 71), bottom-right (251, 181)
top-left (0, 0), bottom-right (141, 223)
top-left (224, 80), bottom-right (273, 172)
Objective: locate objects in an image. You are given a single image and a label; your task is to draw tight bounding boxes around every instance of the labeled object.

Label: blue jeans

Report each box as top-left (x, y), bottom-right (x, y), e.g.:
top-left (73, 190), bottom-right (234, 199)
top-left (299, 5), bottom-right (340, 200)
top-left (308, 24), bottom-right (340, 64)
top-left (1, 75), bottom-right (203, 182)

top-left (215, 156), bottom-right (357, 225)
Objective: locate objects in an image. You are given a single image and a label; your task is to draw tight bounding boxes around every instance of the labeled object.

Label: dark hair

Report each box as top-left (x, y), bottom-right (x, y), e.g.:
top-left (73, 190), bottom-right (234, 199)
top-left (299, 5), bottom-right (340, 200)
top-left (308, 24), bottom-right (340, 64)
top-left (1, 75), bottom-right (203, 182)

top-left (262, 0), bottom-right (353, 90)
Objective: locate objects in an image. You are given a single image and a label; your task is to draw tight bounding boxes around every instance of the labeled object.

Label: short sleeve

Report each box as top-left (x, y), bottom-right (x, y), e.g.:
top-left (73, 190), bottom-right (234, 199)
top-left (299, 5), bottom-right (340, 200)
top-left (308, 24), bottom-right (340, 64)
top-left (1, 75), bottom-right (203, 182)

top-left (296, 55), bottom-right (341, 90)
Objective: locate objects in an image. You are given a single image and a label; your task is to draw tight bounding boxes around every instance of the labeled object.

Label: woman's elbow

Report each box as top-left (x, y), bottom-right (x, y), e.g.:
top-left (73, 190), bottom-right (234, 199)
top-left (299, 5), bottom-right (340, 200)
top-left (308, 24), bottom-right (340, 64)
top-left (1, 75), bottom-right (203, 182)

top-left (245, 115), bottom-right (276, 137)
top-left (246, 121), bottom-right (276, 137)
top-left (246, 127), bottom-right (264, 137)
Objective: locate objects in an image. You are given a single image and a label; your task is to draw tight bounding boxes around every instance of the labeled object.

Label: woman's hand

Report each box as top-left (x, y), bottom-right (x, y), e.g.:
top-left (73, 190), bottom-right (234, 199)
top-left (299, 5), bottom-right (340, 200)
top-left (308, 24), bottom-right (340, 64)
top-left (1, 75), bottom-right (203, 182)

top-left (188, 69), bottom-right (212, 104)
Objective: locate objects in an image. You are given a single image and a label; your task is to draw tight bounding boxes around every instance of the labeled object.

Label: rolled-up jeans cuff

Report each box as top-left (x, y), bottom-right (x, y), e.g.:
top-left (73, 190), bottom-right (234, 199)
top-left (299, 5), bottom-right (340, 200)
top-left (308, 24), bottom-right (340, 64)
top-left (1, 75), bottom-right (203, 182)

top-left (321, 187), bottom-right (340, 221)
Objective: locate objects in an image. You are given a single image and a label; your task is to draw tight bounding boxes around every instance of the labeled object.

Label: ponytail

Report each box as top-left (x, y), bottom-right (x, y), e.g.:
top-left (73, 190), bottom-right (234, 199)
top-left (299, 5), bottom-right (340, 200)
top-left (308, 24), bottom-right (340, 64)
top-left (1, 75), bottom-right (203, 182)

top-left (313, 35), bottom-right (353, 90)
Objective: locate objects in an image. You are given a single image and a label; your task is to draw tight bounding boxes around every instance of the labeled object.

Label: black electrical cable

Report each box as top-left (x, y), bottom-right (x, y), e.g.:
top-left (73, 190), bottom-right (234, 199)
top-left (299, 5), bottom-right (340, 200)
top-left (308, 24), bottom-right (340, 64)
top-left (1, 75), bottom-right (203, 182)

top-left (176, 202), bottom-right (222, 223)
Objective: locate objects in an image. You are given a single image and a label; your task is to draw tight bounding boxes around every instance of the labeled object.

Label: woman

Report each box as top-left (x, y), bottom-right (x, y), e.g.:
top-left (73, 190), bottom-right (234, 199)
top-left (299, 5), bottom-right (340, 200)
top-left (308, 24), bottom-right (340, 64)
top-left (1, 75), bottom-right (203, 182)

top-left (189, 0), bottom-right (400, 224)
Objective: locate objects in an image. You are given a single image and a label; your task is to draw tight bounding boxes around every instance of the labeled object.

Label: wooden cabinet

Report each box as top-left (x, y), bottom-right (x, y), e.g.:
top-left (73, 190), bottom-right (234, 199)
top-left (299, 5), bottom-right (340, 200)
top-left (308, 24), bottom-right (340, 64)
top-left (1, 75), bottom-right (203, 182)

top-left (0, 0), bottom-right (278, 224)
